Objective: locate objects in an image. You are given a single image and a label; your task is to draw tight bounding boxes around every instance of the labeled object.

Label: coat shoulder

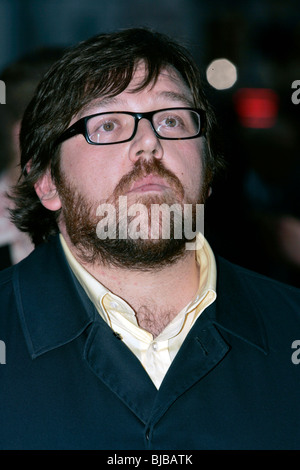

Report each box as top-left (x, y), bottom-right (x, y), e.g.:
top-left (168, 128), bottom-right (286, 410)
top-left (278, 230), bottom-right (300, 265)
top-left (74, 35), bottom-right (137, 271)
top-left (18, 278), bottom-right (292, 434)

top-left (0, 264), bottom-right (14, 286)
top-left (219, 256), bottom-right (300, 293)
top-left (217, 255), bottom-right (300, 322)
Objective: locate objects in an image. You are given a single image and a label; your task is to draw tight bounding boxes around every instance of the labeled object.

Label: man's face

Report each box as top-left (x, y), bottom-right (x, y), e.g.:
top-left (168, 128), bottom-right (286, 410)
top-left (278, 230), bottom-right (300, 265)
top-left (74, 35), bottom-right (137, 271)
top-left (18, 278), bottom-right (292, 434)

top-left (38, 64), bottom-right (207, 268)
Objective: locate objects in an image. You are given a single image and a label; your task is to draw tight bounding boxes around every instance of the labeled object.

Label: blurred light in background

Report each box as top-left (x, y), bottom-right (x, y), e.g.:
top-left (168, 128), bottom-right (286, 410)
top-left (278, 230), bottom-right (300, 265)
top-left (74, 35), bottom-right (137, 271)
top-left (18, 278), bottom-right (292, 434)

top-left (234, 88), bottom-right (279, 128)
top-left (206, 58), bottom-right (237, 90)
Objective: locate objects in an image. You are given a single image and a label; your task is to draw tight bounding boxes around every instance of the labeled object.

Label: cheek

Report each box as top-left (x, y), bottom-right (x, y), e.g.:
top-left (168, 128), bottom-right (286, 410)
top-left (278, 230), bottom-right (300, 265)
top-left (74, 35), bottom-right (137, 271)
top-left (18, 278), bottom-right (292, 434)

top-left (170, 141), bottom-right (204, 192)
top-left (59, 142), bottom-right (132, 200)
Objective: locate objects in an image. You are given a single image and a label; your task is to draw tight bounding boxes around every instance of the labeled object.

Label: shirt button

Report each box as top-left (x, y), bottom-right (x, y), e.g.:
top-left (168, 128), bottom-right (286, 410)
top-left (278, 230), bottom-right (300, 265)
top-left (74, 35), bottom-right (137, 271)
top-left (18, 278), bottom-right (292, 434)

top-left (152, 342), bottom-right (158, 351)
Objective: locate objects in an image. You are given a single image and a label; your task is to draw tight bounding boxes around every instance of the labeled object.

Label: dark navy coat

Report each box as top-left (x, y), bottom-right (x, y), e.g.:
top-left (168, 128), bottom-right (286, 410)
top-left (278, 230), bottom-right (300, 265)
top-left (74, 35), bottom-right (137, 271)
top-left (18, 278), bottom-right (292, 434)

top-left (0, 235), bottom-right (300, 450)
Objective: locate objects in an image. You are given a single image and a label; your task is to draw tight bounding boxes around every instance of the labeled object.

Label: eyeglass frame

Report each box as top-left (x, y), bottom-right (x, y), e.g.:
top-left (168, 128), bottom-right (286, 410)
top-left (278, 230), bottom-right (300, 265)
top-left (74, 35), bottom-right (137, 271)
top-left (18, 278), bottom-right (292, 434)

top-left (55, 107), bottom-right (206, 146)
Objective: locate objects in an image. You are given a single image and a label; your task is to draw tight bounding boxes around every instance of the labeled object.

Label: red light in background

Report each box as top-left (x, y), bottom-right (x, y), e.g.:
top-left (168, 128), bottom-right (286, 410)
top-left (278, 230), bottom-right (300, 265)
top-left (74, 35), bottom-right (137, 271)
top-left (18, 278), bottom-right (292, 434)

top-left (234, 88), bottom-right (279, 128)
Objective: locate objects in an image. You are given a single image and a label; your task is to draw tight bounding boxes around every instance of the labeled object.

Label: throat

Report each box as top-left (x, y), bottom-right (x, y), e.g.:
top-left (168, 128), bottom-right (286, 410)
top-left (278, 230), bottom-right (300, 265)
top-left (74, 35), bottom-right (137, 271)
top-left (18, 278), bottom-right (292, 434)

top-left (135, 304), bottom-right (177, 338)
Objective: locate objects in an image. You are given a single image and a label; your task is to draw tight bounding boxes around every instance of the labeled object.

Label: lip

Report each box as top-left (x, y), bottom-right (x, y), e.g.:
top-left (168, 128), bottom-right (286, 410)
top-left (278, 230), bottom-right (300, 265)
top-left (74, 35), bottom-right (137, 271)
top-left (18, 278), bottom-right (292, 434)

top-left (127, 175), bottom-right (171, 193)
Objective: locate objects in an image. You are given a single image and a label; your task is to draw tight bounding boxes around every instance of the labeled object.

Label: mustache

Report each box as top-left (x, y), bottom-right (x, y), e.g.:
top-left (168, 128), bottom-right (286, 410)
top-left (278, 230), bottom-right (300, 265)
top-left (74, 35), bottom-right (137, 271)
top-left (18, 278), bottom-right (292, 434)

top-left (112, 158), bottom-right (185, 200)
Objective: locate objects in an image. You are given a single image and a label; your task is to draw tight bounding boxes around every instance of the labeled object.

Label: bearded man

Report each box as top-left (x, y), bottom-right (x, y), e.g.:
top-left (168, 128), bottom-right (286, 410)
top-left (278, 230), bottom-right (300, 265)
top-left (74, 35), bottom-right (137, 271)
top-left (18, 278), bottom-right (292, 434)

top-left (1, 28), bottom-right (300, 450)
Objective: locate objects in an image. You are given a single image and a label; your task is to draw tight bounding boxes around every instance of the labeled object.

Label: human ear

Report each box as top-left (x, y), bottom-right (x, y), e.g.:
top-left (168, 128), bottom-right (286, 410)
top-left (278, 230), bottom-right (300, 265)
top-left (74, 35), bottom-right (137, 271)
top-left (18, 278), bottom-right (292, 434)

top-left (34, 168), bottom-right (62, 211)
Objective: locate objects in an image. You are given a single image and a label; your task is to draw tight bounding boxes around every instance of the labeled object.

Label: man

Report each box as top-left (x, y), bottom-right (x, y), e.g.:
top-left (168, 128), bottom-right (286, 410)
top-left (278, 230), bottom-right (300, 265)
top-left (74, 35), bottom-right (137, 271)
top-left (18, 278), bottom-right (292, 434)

top-left (0, 28), bottom-right (300, 450)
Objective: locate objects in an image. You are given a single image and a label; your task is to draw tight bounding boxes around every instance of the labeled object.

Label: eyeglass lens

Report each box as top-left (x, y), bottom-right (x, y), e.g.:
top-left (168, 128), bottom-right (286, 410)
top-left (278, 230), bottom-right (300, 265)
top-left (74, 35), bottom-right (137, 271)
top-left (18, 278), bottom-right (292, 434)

top-left (86, 109), bottom-right (201, 144)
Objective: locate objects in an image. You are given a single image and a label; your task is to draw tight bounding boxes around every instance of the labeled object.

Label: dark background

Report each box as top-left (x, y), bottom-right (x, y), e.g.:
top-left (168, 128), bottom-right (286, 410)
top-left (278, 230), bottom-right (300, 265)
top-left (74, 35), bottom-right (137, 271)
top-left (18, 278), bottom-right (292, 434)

top-left (0, 0), bottom-right (299, 285)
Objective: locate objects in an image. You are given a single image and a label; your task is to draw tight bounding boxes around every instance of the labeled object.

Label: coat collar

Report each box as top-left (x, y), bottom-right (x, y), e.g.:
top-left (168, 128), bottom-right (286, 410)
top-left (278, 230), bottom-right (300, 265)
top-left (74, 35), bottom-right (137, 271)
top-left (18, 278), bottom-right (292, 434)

top-left (212, 255), bottom-right (269, 355)
top-left (13, 235), bottom-right (268, 360)
top-left (13, 235), bottom-right (95, 359)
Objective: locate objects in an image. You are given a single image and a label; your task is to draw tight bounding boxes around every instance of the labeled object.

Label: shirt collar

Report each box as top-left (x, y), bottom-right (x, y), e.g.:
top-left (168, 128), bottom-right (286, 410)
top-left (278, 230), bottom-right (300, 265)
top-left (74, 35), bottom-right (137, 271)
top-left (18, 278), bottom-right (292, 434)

top-left (13, 234), bottom-right (268, 359)
top-left (59, 233), bottom-right (217, 330)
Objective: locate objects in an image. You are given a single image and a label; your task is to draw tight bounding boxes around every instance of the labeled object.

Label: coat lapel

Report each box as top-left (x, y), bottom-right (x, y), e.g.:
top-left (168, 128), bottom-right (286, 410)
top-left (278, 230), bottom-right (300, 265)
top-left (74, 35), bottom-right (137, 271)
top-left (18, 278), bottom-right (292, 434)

top-left (14, 235), bottom-right (158, 423)
top-left (148, 308), bottom-right (230, 425)
top-left (13, 236), bottom-right (94, 359)
top-left (14, 237), bottom-right (269, 427)
top-left (84, 319), bottom-right (158, 423)
top-left (142, 256), bottom-right (269, 426)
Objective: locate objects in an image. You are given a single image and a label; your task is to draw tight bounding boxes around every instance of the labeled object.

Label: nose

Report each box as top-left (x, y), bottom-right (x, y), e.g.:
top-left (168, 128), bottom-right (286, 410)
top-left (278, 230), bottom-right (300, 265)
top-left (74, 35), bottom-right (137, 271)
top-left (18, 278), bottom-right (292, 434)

top-left (129, 118), bottom-right (164, 163)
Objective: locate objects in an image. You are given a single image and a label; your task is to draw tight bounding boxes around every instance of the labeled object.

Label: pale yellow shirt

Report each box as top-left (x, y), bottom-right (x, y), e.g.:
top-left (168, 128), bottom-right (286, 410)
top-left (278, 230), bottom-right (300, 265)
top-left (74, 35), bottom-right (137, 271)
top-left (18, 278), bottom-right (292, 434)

top-left (59, 234), bottom-right (217, 389)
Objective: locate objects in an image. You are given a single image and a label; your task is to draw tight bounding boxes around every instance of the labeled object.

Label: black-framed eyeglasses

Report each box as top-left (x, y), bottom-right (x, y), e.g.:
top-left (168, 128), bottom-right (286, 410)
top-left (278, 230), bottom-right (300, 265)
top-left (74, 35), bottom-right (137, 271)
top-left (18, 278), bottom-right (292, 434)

top-left (55, 107), bottom-right (206, 146)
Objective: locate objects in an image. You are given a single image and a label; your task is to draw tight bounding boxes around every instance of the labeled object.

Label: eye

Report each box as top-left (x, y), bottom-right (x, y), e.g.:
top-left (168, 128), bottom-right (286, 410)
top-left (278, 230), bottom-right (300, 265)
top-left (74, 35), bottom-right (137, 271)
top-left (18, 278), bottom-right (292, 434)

top-left (163, 116), bottom-right (180, 128)
top-left (165, 117), bottom-right (178, 127)
top-left (100, 120), bottom-right (117, 132)
top-left (89, 118), bottom-right (120, 137)
top-left (87, 114), bottom-right (128, 143)
top-left (156, 113), bottom-right (184, 134)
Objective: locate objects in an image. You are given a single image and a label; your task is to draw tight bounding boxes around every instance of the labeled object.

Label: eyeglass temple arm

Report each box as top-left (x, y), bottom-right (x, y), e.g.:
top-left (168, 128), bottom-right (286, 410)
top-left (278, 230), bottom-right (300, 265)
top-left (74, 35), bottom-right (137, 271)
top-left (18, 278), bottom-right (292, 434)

top-left (55, 119), bottom-right (85, 145)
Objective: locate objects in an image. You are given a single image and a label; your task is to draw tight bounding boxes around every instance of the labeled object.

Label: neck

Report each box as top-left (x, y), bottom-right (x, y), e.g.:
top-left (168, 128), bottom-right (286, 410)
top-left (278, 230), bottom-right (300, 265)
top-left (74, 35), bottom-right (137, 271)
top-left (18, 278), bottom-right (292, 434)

top-left (61, 230), bottom-right (200, 336)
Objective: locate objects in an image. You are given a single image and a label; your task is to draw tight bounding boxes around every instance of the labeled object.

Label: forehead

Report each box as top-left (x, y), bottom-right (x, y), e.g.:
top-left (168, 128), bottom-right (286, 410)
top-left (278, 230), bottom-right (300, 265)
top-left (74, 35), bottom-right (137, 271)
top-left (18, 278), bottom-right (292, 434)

top-left (129, 62), bottom-right (190, 92)
top-left (76, 64), bottom-right (194, 119)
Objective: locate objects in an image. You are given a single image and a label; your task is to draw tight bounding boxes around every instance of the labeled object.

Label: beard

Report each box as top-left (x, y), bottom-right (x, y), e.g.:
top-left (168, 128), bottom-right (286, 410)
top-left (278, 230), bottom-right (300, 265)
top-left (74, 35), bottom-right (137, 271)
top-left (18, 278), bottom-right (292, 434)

top-left (56, 157), bottom-right (207, 271)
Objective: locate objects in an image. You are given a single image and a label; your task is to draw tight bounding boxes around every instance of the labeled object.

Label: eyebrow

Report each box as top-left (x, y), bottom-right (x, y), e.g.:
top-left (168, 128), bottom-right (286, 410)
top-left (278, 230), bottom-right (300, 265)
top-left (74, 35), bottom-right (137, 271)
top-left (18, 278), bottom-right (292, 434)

top-left (77, 97), bottom-right (122, 118)
top-left (77, 90), bottom-right (195, 118)
top-left (158, 91), bottom-right (195, 107)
